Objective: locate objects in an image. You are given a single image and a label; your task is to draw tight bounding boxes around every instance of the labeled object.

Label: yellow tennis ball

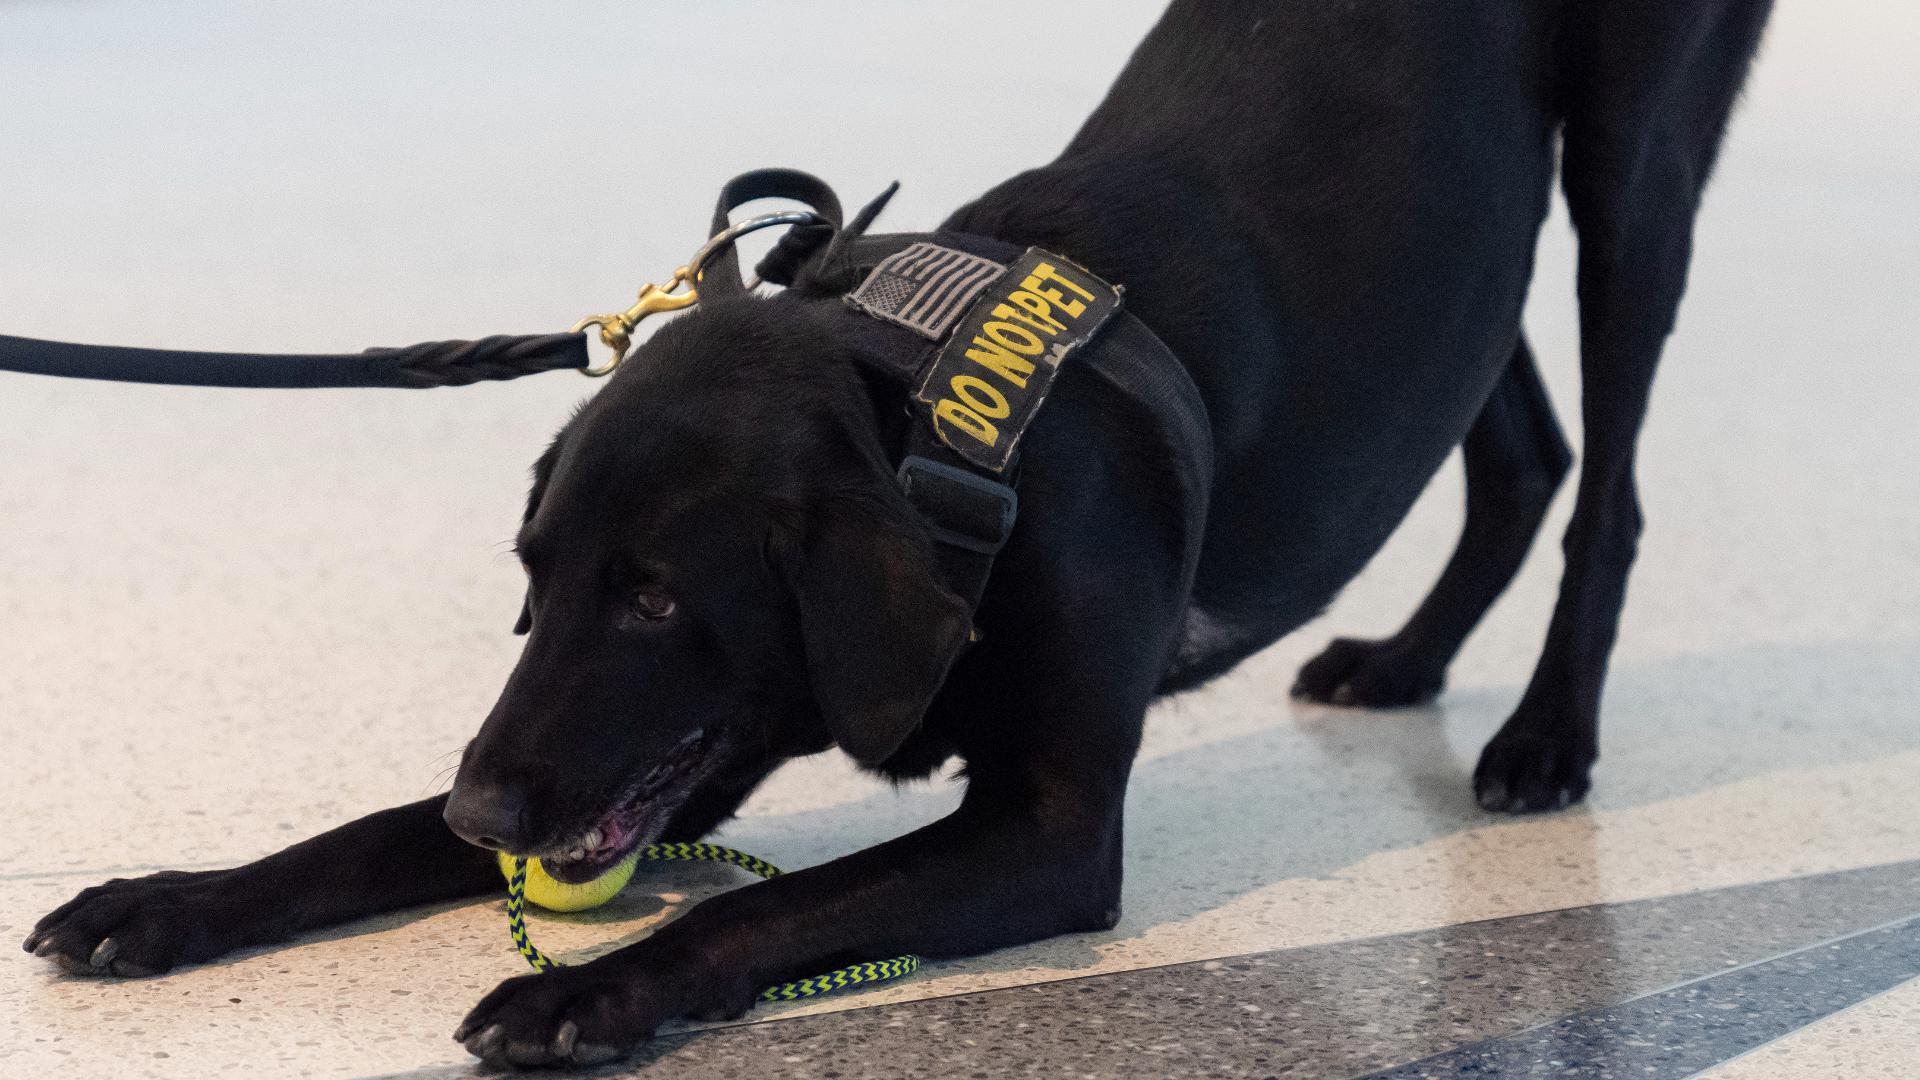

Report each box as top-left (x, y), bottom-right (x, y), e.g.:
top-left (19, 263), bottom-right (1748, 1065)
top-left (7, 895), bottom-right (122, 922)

top-left (498, 850), bottom-right (640, 913)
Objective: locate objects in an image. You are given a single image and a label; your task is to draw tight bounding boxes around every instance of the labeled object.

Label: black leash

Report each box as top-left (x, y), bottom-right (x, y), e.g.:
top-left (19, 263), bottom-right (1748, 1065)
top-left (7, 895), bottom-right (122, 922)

top-left (0, 167), bottom-right (839, 391)
top-left (0, 331), bottom-right (587, 389)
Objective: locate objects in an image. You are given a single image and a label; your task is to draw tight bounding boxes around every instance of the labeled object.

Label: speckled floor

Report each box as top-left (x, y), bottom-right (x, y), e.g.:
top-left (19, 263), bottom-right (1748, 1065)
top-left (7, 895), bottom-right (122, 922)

top-left (3, 2), bottom-right (1917, 1078)
top-left (1700, 975), bottom-right (1920, 1079)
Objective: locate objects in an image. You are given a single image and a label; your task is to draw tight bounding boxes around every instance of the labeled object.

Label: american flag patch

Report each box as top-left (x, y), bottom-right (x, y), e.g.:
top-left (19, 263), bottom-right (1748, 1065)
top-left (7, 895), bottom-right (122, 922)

top-left (845, 243), bottom-right (1008, 340)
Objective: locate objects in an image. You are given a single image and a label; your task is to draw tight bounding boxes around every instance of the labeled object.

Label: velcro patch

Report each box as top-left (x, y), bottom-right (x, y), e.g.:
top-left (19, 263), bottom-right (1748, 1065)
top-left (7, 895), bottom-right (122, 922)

top-left (912, 248), bottom-right (1123, 472)
top-left (845, 242), bottom-right (1009, 340)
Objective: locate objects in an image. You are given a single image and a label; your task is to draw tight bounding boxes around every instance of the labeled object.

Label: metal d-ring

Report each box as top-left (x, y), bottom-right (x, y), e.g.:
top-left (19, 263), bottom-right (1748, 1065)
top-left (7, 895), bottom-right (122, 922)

top-left (572, 210), bottom-right (830, 378)
top-left (686, 209), bottom-right (829, 290)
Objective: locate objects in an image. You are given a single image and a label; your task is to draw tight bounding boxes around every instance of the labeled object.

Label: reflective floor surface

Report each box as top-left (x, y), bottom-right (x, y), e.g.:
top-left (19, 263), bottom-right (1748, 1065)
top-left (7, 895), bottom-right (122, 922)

top-left (2, 2), bottom-right (1916, 1077)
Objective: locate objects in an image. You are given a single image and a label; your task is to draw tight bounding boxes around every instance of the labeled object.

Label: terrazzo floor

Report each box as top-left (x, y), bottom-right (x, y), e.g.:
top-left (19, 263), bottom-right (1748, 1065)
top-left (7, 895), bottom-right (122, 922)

top-left (3, 1), bottom-right (1917, 1077)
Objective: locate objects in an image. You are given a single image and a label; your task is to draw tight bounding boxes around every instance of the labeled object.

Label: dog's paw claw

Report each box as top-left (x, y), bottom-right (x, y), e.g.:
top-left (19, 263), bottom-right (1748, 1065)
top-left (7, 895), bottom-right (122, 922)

top-left (550, 1020), bottom-right (579, 1061)
top-left (1293, 637), bottom-right (1445, 708)
top-left (462, 1023), bottom-right (507, 1061)
top-left (1473, 730), bottom-right (1594, 813)
top-left (461, 959), bottom-right (756, 1067)
top-left (27, 869), bottom-right (231, 978)
top-left (460, 968), bottom-right (664, 1067)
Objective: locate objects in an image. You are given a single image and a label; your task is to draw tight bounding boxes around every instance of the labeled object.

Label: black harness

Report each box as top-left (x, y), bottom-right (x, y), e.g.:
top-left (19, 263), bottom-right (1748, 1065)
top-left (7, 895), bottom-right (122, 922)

top-left (819, 229), bottom-right (1209, 615)
top-left (0, 169), bottom-right (1212, 621)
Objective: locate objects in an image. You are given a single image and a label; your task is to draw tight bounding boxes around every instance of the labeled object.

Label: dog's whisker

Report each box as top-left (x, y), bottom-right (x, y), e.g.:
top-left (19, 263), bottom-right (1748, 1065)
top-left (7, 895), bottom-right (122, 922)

top-left (421, 760), bottom-right (463, 798)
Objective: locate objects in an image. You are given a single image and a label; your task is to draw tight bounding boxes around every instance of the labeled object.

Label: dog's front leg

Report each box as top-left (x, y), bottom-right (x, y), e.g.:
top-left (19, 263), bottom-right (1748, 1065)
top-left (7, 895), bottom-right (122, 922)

top-left (25, 794), bottom-right (499, 976)
top-left (455, 767), bottom-right (1128, 1067)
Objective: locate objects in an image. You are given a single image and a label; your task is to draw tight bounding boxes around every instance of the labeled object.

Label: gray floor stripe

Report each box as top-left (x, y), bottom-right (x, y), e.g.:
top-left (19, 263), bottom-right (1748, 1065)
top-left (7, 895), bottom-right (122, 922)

top-left (1364, 914), bottom-right (1920, 1079)
top-left (1684, 974), bottom-right (1920, 1078)
top-left (362, 858), bottom-right (1920, 1079)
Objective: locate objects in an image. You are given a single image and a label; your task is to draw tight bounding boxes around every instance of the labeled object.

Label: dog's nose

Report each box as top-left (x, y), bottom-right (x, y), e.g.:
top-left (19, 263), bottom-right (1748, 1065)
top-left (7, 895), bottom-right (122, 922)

top-left (443, 781), bottom-right (532, 852)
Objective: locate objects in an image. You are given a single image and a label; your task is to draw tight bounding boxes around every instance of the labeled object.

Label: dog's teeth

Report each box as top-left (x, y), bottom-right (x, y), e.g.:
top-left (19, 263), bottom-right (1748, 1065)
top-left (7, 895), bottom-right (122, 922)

top-left (583, 828), bottom-right (603, 849)
top-left (566, 847), bottom-right (586, 860)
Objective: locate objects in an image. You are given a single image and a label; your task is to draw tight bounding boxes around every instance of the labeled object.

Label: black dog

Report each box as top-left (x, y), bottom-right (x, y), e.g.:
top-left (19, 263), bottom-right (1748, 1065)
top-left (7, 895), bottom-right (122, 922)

top-left (26, 0), bottom-right (1773, 1066)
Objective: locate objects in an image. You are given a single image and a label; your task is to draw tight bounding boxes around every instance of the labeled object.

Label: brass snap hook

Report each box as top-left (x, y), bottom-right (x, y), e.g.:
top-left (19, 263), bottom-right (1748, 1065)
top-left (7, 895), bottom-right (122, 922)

top-left (571, 268), bottom-right (699, 377)
top-left (569, 210), bottom-right (829, 378)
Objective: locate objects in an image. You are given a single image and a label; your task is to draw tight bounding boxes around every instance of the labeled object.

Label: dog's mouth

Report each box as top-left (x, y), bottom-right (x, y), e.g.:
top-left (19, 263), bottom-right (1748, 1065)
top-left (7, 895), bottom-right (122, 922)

top-left (528, 728), bottom-right (710, 885)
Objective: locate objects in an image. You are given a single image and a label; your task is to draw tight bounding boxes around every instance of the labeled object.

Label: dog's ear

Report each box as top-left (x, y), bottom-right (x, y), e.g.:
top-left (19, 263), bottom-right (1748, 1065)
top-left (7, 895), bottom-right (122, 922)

top-left (788, 499), bottom-right (971, 766)
top-left (513, 430), bottom-right (568, 636)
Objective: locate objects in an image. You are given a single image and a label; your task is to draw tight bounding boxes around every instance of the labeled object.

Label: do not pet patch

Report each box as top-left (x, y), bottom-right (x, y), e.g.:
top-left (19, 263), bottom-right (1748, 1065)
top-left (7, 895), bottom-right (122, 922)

top-left (911, 248), bottom-right (1122, 472)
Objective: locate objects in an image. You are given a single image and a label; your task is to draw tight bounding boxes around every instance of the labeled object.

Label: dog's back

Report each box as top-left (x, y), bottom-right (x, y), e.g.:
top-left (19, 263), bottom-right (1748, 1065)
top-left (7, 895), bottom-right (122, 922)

top-left (949, 0), bottom-right (1770, 682)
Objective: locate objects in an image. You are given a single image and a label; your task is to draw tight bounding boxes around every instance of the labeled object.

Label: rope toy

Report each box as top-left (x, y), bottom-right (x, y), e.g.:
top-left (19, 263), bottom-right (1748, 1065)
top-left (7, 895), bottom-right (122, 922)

top-left (500, 843), bottom-right (921, 1001)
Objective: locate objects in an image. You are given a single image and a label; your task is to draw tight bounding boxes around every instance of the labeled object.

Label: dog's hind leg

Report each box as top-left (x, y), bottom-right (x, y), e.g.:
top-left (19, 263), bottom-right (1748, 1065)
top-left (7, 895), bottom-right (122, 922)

top-left (1293, 337), bottom-right (1571, 708)
top-left (1472, 0), bottom-right (1773, 812)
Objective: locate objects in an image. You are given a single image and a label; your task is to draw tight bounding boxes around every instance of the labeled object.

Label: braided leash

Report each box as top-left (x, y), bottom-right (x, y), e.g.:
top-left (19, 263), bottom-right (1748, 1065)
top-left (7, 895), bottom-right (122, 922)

top-left (0, 331), bottom-right (588, 389)
top-left (505, 843), bottom-right (921, 1001)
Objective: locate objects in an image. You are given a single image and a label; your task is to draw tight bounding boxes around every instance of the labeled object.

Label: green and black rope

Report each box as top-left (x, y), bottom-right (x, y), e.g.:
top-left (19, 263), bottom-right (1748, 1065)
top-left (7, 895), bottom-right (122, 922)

top-left (505, 842), bottom-right (921, 1001)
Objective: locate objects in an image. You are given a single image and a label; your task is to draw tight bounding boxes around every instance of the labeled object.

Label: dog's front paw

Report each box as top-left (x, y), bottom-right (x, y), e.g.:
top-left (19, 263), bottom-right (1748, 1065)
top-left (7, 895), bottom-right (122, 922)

top-left (23, 869), bottom-right (243, 977)
top-left (1473, 727), bottom-right (1595, 813)
top-left (456, 955), bottom-right (754, 1068)
top-left (1292, 636), bottom-right (1446, 708)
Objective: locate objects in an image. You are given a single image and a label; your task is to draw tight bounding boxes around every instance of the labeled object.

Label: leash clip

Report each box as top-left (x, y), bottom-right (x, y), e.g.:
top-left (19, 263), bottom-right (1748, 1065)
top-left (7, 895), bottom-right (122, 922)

top-left (571, 268), bottom-right (699, 378)
top-left (569, 210), bottom-right (830, 378)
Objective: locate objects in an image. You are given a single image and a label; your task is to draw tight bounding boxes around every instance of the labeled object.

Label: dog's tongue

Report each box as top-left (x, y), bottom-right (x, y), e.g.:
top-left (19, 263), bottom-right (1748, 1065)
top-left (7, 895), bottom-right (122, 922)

top-left (590, 814), bottom-right (638, 858)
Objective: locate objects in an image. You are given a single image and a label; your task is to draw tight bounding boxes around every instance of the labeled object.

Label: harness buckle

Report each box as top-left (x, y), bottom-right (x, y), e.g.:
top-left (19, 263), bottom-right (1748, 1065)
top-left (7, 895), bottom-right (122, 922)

top-left (896, 455), bottom-right (1018, 556)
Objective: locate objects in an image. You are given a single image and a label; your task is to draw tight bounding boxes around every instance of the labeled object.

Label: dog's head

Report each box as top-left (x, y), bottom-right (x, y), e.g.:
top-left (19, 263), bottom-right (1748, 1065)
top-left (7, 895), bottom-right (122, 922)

top-left (442, 295), bottom-right (970, 876)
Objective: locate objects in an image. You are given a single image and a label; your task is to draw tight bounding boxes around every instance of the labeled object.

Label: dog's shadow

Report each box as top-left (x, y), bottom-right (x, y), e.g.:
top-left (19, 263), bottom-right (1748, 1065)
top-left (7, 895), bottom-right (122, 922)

top-left (693, 698), bottom-right (1469, 979)
top-left (698, 636), bottom-right (1920, 980)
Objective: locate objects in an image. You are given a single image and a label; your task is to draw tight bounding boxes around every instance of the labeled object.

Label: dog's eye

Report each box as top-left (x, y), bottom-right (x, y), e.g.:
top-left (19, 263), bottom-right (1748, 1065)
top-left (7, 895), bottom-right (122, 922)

top-left (627, 589), bottom-right (677, 623)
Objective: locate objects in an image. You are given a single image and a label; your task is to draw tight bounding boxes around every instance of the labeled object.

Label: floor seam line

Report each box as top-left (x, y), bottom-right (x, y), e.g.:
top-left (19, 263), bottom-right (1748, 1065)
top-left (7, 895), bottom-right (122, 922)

top-left (1677, 972), bottom-right (1920, 1078)
top-left (1353, 910), bottom-right (1920, 1078)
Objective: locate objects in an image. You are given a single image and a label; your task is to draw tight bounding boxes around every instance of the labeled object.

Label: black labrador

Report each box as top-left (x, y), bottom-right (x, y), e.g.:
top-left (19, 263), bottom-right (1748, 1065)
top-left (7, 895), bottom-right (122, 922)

top-left (26, 0), bottom-right (1774, 1066)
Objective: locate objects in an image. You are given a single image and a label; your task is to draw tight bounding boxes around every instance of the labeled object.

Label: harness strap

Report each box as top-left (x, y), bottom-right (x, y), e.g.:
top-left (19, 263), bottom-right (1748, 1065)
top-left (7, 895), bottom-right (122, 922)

top-left (828, 229), bottom-right (1208, 627)
top-left (701, 168), bottom-right (843, 297)
top-left (896, 451), bottom-right (1018, 614)
top-left (822, 231), bottom-right (1024, 616)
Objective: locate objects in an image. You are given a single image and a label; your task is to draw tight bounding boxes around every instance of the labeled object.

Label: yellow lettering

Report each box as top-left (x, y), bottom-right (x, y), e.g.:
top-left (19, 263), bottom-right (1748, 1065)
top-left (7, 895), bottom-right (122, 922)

top-left (934, 399), bottom-right (998, 446)
top-left (1020, 276), bottom-right (1087, 319)
top-left (964, 337), bottom-right (1036, 388)
top-left (990, 302), bottom-right (1061, 339)
top-left (1000, 292), bottom-right (1067, 334)
top-left (983, 320), bottom-right (1044, 356)
top-left (1029, 261), bottom-right (1098, 302)
top-left (951, 374), bottom-right (1011, 418)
